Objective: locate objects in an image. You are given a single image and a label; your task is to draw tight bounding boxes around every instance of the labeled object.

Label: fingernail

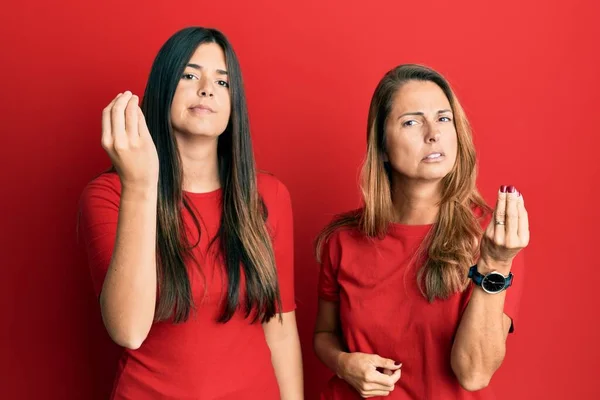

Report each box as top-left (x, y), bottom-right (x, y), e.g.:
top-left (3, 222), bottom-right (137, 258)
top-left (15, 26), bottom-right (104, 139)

top-left (395, 362), bottom-right (402, 367)
top-left (507, 186), bottom-right (516, 193)
top-left (500, 185), bottom-right (507, 193)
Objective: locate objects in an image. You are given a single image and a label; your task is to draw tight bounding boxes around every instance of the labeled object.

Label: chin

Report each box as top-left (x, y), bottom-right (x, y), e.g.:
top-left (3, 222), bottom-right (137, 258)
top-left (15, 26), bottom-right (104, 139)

top-left (190, 130), bottom-right (223, 138)
top-left (175, 125), bottom-right (225, 139)
top-left (417, 169), bottom-right (454, 182)
top-left (422, 174), bottom-right (449, 181)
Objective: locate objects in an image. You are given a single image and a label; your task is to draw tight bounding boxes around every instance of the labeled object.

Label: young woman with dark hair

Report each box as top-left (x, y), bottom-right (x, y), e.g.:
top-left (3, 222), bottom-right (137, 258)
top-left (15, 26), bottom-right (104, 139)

top-left (78, 27), bottom-right (303, 399)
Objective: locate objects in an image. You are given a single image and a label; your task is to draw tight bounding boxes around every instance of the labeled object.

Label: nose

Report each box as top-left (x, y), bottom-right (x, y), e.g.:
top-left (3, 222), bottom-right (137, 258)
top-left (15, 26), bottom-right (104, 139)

top-left (425, 121), bottom-right (441, 143)
top-left (197, 76), bottom-right (214, 97)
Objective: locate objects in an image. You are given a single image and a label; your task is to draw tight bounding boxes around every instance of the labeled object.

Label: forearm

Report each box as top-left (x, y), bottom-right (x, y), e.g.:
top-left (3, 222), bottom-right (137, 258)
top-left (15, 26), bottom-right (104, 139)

top-left (269, 330), bottom-right (304, 399)
top-left (263, 313), bottom-right (303, 399)
top-left (314, 330), bottom-right (348, 377)
top-left (451, 262), bottom-right (511, 391)
top-left (100, 184), bottom-right (158, 349)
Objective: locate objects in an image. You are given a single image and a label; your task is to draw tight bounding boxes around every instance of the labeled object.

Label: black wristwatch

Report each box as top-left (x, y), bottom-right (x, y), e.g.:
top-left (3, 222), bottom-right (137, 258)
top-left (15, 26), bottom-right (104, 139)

top-left (468, 265), bottom-right (513, 294)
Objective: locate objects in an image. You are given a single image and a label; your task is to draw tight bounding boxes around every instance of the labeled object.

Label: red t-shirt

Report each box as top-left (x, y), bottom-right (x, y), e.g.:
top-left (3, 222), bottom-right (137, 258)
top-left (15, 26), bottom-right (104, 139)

top-left (318, 213), bottom-right (525, 400)
top-left (78, 171), bottom-right (295, 399)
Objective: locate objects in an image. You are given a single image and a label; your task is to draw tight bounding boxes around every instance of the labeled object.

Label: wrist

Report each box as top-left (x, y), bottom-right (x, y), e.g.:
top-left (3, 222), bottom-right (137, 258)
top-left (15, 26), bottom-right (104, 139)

top-left (335, 352), bottom-right (349, 378)
top-left (121, 183), bottom-right (158, 201)
top-left (477, 258), bottom-right (511, 276)
top-left (469, 263), bottom-right (514, 294)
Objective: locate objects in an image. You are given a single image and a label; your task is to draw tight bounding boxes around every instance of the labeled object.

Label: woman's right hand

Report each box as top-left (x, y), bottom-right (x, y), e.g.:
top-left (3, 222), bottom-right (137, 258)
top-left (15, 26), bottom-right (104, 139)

top-left (337, 352), bottom-right (402, 398)
top-left (101, 91), bottom-right (159, 190)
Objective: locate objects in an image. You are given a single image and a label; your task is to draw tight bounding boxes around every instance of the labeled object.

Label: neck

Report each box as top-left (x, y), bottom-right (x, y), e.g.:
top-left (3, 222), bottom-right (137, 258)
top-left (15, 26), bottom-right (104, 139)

top-left (390, 173), bottom-right (442, 225)
top-left (175, 133), bottom-right (220, 193)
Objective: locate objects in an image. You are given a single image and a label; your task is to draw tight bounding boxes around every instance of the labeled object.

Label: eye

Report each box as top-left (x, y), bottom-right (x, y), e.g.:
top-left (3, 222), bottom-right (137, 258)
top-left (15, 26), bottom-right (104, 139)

top-left (182, 73), bottom-right (198, 80)
top-left (217, 80), bottom-right (229, 88)
top-left (402, 120), bottom-right (418, 127)
top-left (439, 116), bottom-right (452, 122)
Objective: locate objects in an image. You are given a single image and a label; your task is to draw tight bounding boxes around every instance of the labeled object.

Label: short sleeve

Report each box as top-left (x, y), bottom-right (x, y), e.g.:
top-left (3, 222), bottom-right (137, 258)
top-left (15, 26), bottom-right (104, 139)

top-left (318, 232), bottom-right (341, 302)
top-left (77, 173), bottom-right (121, 298)
top-left (270, 180), bottom-right (296, 313)
top-left (504, 250), bottom-right (526, 333)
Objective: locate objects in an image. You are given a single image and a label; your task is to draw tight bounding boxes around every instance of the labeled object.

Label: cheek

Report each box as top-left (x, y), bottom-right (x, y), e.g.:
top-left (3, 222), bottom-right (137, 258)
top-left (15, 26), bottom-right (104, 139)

top-left (448, 129), bottom-right (459, 156)
top-left (385, 135), bottom-right (422, 175)
top-left (219, 96), bottom-right (232, 125)
top-left (170, 89), bottom-right (187, 121)
top-left (443, 129), bottom-right (459, 165)
top-left (387, 133), bottom-right (418, 161)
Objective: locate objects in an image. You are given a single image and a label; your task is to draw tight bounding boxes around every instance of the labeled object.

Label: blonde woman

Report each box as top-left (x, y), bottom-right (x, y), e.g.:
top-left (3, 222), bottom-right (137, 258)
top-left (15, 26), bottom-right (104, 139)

top-left (313, 64), bottom-right (528, 399)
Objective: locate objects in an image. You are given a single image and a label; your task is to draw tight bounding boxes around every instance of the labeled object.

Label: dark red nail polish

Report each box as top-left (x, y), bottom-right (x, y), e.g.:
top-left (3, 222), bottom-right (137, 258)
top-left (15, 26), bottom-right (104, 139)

top-left (500, 185), bottom-right (507, 193)
top-left (507, 186), bottom-right (516, 193)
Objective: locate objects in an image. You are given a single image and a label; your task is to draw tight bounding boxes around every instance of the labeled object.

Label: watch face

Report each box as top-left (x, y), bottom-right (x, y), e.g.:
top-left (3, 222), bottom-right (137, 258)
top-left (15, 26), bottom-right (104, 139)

top-left (482, 273), bottom-right (506, 293)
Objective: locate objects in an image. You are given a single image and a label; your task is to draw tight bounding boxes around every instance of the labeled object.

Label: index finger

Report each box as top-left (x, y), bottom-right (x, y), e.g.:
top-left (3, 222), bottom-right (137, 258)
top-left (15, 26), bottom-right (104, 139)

top-left (505, 187), bottom-right (520, 241)
top-left (111, 91), bottom-right (133, 144)
top-left (101, 93), bottom-right (121, 144)
top-left (125, 95), bottom-right (139, 140)
top-left (518, 195), bottom-right (530, 245)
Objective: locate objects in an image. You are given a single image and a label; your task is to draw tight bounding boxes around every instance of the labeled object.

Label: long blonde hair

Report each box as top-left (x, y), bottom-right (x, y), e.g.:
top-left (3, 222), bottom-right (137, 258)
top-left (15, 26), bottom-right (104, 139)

top-left (316, 64), bottom-right (491, 301)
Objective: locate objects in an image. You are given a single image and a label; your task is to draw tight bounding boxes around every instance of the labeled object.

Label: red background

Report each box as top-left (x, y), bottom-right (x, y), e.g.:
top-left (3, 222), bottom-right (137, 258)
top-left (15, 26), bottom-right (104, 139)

top-left (1, 0), bottom-right (598, 398)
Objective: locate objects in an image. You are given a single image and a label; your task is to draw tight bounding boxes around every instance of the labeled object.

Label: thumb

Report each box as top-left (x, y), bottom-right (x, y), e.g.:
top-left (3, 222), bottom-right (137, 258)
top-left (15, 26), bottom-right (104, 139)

top-left (372, 355), bottom-right (401, 370)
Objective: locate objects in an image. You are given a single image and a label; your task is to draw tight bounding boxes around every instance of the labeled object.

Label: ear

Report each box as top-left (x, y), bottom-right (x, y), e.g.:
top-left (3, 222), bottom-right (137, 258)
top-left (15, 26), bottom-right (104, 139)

top-left (382, 152), bottom-right (389, 162)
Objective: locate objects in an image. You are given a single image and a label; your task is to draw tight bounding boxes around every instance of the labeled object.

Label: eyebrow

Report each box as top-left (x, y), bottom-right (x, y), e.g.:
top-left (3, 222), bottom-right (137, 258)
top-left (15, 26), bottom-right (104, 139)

top-left (186, 63), bottom-right (228, 75)
top-left (398, 109), bottom-right (452, 119)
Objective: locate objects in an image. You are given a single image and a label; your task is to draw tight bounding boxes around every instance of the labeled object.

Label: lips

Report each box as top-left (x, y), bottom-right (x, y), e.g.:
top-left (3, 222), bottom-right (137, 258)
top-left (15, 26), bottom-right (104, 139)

top-left (190, 104), bottom-right (215, 113)
top-left (423, 152), bottom-right (443, 160)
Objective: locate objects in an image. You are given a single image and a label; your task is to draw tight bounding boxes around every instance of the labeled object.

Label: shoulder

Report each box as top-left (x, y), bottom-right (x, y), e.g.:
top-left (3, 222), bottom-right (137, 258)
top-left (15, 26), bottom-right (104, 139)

top-left (317, 209), bottom-right (363, 258)
top-left (77, 171), bottom-right (121, 241)
top-left (80, 171), bottom-right (121, 206)
top-left (256, 172), bottom-right (293, 235)
top-left (82, 171), bottom-right (121, 195)
top-left (257, 171), bottom-right (290, 205)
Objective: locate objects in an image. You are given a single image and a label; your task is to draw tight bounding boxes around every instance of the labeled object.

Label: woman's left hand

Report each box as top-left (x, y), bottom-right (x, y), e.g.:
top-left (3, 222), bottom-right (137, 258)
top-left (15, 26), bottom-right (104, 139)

top-left (479, 185), bottom-right (530, 274)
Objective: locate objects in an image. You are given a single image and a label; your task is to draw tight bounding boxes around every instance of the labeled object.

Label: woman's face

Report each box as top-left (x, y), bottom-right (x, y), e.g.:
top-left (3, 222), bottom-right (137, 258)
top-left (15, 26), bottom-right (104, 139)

top-left (170, 42), bottom-right (231, 138)
top-left (384, 80), bottom-right (458, 182)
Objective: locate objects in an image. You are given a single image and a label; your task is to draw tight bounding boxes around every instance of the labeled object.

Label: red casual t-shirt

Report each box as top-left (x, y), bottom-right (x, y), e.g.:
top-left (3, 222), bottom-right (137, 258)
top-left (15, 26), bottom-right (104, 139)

top-left (318, 213), bottom-right (525, 400)
top-left (78, 171), bottom-right (295, 400)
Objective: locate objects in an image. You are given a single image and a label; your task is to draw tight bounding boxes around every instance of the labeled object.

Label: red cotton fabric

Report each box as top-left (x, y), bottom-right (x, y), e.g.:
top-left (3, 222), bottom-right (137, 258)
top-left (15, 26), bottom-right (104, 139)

top-left (78, 171), bottom-right (295, 399)
top-left (318, 213), bottom-right (525, 400)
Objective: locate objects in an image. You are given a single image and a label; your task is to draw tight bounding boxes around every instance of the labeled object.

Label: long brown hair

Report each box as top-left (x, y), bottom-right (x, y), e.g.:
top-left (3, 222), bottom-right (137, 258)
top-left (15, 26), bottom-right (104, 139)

top-left (138, 27), bottom-right (280, 323)
top-left (316, 64), bottom-right (491, 301)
